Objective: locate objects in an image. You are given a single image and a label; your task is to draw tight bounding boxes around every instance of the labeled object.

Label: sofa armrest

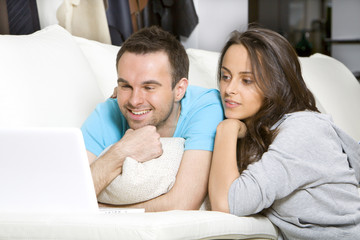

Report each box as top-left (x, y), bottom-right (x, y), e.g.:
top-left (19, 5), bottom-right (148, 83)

top-left (300, 54), bottom-right (360, 141)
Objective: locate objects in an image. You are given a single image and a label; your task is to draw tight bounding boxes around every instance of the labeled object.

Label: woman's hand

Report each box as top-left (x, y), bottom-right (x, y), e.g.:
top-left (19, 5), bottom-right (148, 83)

top-left (217, 119), bottom-right (247, 139)
top-left (237, 120), bottom-right (247, 138)
top-left (209, 119), bottom-right (245, 213)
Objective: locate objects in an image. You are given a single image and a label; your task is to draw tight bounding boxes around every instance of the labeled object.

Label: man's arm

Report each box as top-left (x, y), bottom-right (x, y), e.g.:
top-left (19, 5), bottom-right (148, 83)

top-left (120, 149), bottom-right (212, 211)
top-left (88, 126), bottom-right (163, 196)
top-left (89, 148), bottom-right (126, 196)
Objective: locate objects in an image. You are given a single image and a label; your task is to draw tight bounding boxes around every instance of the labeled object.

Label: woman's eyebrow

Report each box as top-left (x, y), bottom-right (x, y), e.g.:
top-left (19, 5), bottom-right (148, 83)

top-left (221, 66), bottom-right (231, 73)
top-left (221, 66), bottom-right (253, 75)
top-left (239, 71), bottom-right (254, 75)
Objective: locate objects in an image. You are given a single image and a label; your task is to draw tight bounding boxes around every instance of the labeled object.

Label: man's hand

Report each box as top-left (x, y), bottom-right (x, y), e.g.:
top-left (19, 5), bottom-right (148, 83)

top-left (112, 125), bottom-right (163, 163)
top-left (90, 125), bottom-right (162, 195)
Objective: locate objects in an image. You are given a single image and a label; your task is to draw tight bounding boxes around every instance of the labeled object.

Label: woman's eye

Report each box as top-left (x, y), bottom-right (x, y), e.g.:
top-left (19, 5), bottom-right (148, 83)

top-left (221, 74), bottom-right (231, 81)
top-left (242, 78), bottom-right (253, 85)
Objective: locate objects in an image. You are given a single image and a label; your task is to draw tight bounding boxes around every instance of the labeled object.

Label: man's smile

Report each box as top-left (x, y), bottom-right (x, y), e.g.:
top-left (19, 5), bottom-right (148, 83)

top-left (131, 109), bottom-right (151, 115)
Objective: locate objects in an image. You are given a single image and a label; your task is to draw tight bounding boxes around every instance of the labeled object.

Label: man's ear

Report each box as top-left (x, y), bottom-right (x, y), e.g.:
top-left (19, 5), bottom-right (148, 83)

top-left (174, 78), bottom-right (188, 102)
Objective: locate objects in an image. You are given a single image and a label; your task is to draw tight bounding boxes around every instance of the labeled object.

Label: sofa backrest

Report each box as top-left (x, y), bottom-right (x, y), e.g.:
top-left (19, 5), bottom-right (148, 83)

top-left (0, 25), bottom-right (104, 128)
top-left (1, 25), bottom-right (359, 141)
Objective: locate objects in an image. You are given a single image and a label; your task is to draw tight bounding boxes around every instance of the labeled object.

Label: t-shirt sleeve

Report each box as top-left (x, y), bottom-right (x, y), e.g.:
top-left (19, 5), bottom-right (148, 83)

top-left (81, 107), bottom-right (105, 157)
top-left (179, 88), bottom-right (224, 151)
top-left (81, 99), bottom-right (126, 157)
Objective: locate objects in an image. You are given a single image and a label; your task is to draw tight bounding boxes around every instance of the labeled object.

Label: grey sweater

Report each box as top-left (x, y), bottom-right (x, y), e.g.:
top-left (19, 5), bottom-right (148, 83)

top-left (228, 111), bottom-right (360, 240)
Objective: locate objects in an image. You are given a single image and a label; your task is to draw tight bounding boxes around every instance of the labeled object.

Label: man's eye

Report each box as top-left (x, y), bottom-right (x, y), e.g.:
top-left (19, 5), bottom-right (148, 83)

top-left (144, 86), bottom-right (155, 91)
top-left (120, 85), bottom-right (131, 89)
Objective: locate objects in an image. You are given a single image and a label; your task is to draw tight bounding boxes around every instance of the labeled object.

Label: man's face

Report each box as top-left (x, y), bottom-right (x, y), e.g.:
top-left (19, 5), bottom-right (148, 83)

top-left (117, 51), bottom-right (178, 131)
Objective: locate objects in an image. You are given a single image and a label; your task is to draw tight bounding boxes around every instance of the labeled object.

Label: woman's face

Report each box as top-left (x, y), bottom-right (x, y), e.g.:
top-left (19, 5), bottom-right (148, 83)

top-left (219, 44), bottom-right (264, 121)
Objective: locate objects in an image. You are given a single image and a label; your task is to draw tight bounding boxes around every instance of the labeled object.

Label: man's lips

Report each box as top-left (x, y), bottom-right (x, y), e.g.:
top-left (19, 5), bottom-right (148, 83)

top-left (130, 109), bottom-right (151, 115)
top-left (126, 108), bottom-right (152, 120)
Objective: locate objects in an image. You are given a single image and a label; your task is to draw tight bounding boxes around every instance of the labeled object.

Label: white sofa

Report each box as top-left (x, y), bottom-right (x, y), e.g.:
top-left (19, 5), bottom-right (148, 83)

top-left (0, 25), bottom-right (359, 240)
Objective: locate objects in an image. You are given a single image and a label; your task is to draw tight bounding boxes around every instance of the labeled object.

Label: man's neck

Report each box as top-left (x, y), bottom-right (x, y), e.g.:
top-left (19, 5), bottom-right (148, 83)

top-left (157, 103), bottom-right (181, 137)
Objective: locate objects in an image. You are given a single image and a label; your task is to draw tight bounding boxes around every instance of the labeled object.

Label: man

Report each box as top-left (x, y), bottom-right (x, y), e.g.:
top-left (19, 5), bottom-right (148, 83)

top-left (81, 26), bottom-right (224, 211)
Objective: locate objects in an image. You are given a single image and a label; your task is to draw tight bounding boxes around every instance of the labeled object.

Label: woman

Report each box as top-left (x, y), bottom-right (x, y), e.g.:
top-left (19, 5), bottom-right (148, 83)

top-left (208, 27), bottom-right (360, 239)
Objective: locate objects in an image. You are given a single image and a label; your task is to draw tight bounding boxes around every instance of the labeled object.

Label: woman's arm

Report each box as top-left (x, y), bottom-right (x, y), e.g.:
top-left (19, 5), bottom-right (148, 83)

top-left (208, 119), bottom-right (246, 212)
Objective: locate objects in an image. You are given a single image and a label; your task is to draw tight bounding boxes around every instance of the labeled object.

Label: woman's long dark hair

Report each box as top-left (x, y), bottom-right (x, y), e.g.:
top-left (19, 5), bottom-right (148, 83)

top-left (218, 27), bottom-right (319, 172)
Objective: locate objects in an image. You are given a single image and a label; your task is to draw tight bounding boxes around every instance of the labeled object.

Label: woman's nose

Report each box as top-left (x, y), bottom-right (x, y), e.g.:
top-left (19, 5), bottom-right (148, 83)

top-left (225, 79), bottom-right (239, 95)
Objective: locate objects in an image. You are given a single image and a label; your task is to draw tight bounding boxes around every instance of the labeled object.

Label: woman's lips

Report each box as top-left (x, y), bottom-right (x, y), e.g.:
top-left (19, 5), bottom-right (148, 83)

top-left (224, 99), bottom-right (240, 108)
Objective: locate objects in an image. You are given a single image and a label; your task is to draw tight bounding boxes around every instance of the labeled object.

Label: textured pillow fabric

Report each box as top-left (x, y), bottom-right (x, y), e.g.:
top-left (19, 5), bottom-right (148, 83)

top-left (98, 138), bottom-right (185, 205)
top-left (0, 25), bottom-right (103, 128)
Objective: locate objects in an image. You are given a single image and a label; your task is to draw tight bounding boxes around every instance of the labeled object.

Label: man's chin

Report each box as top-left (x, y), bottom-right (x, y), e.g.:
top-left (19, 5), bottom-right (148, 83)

top-left (128, 121), bottom-right (153, 130)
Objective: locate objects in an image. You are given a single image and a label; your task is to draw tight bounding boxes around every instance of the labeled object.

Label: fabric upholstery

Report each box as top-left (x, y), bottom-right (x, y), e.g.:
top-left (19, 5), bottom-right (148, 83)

top-left (0, 25), bottom-right (103, 128)
top-left (98, 138), bottom-right (185, 205)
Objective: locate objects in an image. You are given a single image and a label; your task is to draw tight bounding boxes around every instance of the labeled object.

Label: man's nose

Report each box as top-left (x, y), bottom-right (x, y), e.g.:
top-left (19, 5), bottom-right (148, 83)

top-left (128, 89), bottom-right (144, 106)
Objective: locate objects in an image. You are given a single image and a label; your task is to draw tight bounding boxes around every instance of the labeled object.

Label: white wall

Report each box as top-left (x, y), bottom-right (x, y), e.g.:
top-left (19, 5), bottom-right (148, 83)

top-left (331, 0), bottom-right (360, 73)
top-left (36, 0), bottom-right (63, 28)
top-left (181, 0), bottom-right (248, 52)
top-left (37, 0), bottom-right (249, 53)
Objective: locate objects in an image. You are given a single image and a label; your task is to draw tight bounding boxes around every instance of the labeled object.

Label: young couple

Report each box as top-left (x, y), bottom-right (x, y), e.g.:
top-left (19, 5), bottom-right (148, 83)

top-left (81, 26), bottom-right (360, 239)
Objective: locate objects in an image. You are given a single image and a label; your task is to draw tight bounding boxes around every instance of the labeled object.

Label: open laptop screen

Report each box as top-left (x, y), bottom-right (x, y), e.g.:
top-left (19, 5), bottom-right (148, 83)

top-left (0, 127), bottom-right (98, 213)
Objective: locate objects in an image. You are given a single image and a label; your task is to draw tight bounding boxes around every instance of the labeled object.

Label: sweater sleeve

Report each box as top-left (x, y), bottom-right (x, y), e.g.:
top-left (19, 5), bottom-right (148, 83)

top-left (228, 113), bottom-right (356, 216)
top-left (332, 123), bottom-right (360, 183)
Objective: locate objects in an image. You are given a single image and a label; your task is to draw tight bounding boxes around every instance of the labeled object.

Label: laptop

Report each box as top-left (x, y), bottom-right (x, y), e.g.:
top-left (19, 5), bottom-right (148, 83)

top-left (0, 127), bottom-right (143, 214)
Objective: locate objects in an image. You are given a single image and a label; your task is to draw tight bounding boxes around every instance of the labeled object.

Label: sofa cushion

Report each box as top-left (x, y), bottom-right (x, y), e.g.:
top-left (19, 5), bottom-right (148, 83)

top-left (74, 36), bottom-right (120, 99)
top-left (0, 25), bottom-right (103, 128)
top-left (0, 211), bottom-right (278, 240)
top-left (187, 48), bottom-right (220, 89)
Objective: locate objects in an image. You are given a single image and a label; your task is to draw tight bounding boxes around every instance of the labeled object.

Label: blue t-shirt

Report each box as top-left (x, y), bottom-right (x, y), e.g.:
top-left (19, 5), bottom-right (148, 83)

top-left (81, 85), bottom-right (224, 156)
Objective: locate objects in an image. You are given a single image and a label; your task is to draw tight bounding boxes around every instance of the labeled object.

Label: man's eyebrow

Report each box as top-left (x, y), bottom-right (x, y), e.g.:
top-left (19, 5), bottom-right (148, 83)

top-left (117, 78), bottom-right (162, 86)
top-left (117, 78), bottom-right (128, 84)
top-left (142, 80), bottom-right (162, 86)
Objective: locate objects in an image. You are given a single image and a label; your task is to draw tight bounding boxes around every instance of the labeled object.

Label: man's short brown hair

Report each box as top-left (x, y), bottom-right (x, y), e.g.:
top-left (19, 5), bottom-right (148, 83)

top-left (116, 26), bottom-right (189, 88)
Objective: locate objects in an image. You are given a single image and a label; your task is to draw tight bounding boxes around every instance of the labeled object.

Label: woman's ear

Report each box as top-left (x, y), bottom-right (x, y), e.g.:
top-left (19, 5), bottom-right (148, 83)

top-left (174, 78), bottom-right (188, 102)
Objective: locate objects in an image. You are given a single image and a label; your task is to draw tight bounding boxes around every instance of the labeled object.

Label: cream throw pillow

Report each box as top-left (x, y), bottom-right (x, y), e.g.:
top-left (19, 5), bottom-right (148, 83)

top-left (98, 138), bottom-right (185, 205)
